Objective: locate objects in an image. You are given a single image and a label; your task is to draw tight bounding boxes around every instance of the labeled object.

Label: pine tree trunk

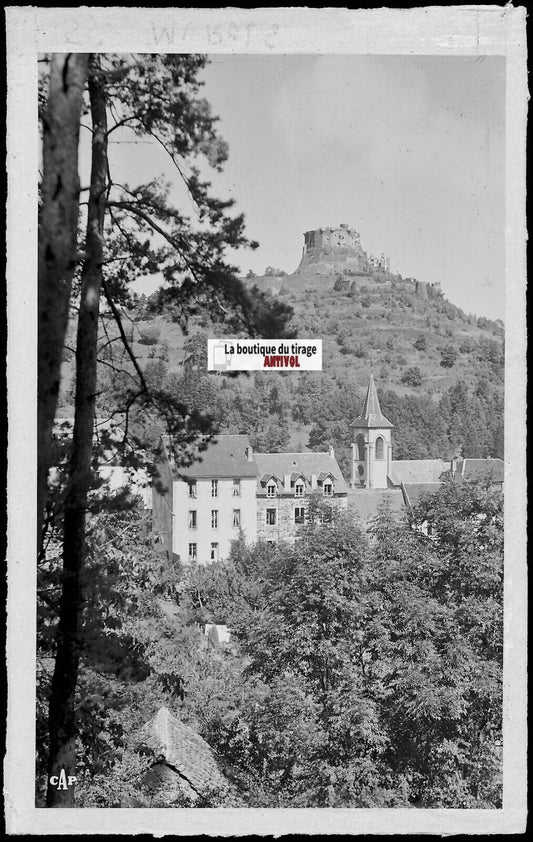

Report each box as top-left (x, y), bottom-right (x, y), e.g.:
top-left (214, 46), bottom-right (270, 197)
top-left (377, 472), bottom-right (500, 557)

top-left (46, 59), bottom-right (107, 807)
top-left (38, 53), bottom-right (88, 542)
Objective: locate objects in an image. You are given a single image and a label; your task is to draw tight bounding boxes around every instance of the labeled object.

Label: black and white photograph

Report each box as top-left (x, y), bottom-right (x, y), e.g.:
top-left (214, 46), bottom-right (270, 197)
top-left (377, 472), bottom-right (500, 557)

top-left (5, 6), bottom-right (527, 836)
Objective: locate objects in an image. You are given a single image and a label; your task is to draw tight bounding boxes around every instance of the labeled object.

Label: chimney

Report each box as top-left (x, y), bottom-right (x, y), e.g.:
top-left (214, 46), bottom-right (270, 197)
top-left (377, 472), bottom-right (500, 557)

top-left (245, 445), bottom-right (253, 462)
top-left (329, 446), bottom-right (335, 458)
top-left (450, 457), bottom-right (457, 478)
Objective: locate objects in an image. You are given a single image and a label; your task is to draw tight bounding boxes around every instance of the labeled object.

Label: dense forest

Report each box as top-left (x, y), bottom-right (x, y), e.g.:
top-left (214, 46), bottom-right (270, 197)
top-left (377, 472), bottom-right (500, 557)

top-left (37, 483), bottom-right (503, 807)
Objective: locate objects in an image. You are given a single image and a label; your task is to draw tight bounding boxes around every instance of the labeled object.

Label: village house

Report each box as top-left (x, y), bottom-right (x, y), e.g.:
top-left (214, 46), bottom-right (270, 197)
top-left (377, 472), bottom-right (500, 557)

top-left (153, 434), bottom-right (258, 564)
top-left (254, 449), bottom-right (348, 544)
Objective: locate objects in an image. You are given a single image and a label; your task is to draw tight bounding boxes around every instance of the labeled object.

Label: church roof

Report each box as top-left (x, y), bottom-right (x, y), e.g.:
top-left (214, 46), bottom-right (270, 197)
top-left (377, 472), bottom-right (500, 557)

top-left (351, 374), bottom-right (394, 429)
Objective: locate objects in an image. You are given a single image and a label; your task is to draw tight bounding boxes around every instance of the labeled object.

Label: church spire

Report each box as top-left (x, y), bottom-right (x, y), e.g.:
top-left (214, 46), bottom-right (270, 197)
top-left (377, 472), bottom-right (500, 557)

top-left (351, 374), bottom-right (394, 429)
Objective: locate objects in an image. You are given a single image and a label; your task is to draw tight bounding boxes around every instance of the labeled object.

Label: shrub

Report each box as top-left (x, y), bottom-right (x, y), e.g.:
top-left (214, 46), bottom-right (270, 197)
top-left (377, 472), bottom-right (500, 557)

top-left (138, 325), bottom-right (161, 346)
top-left (440, 344), bottom-right (458, 368)
top-left (459, 338), bottom-right (475, 353)
top-left (401, 366), bottom-right (423, 387)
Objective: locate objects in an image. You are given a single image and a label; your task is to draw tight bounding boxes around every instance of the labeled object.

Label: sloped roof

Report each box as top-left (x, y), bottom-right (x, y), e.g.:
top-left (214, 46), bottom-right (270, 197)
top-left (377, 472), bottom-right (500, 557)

top-left (351, 374), bottom-right (393, 429)
top-left (347, 488), bottom-right (407, 524)
top-left (260, 472), bottom-right (283, 484)
top-left (388, 459), bottom-right (449, 486)
top-left (141, 707), bottom-right (226, 797)
top-left (460, 458), bottom-right (504, 483)
top-left (169, 435), bottom-right (258, 479)
top-left (254, 452), bottom-right (349, 492)
top-left (401, 482), bottom-right (443, 507)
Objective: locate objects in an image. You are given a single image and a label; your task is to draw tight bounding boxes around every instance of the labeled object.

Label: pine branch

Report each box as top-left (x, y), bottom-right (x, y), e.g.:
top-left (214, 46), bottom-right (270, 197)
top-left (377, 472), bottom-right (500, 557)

top-left (106, 200), bottom-right (201, 282)
top-left (101, 277), bottom-right (149, 396)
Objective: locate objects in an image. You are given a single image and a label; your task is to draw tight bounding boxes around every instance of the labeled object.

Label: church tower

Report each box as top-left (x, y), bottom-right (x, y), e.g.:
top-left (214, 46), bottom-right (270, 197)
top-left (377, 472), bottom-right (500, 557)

top-left (351, 375), bottom-right (394, 489)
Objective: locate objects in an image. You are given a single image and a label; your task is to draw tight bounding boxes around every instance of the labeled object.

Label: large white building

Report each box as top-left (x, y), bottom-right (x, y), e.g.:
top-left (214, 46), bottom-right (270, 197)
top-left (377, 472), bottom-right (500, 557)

top-left (153, 434), bottom-right (258, 564)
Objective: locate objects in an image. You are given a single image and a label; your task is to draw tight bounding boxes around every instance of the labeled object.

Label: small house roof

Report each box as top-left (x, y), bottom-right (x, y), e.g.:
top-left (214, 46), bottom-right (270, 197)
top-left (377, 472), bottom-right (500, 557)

top-left (460, 458), bottom-right (504, 483)
top-left (140, 707), bottom-right (226, 798)
top-left (401, 482), bottom-right (443, 507)
top-left (347, 488), bottom-right (407, 523)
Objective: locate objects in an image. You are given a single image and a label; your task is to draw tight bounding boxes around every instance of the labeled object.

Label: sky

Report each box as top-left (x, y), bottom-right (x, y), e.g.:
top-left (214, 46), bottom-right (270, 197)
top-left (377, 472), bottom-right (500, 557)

top-left (106, 54), bottom-right (506, 321)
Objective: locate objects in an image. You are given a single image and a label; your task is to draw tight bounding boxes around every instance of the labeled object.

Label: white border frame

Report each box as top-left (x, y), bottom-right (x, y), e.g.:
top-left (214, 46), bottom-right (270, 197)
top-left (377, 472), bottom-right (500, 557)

top-left (5, 6), bottom-right (527, 835)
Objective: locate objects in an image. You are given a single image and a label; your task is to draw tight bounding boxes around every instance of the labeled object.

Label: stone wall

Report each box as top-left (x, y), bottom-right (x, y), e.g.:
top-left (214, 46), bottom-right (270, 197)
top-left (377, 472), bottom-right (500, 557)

top-left (257, 495), bottom-right (347, 543)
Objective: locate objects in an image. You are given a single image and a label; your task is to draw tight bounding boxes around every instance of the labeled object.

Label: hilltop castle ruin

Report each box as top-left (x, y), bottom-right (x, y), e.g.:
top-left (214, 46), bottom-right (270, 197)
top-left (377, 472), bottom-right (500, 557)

top-left (295, 224), bottom-right (390, 277)
top-left (245, 223), bottom-right (443, 302)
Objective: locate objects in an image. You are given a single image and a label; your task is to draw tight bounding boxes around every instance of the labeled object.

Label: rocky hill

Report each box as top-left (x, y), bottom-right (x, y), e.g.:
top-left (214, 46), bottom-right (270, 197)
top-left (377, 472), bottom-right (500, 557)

top-left (242, 224), bottom-right (504, 398)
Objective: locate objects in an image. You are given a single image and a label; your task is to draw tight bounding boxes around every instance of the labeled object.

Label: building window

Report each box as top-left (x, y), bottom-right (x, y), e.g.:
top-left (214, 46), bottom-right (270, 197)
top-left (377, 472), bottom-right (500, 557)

top-left (211, 479), bottom-right (218, 497)
top-left (375, 436), bottom-right (385, 460)
top-left (294, 506), bottom-right (305, 524)
top-left (321, 506), bottom-right (332, 524)
top-left (232, 479), bottom-right (241, 497)
top-left (295, 481), bottom-right (305, 497)
top-left (233, 509), bottom-right (241, 528)
top-left (266, 509), bottom-right (276, 526)
top-left (356, 435), bottom-right (365, 462)
top-left (267, 482), bottom-right (276, 497)
top-left (188, 510), bottom-right (197, 529)
top-left (210, 542), bottom-right (219, 561)
top-left (211, 510), bottom-right (218, 529)
top-left (323, 482), bottom-right (333, 496)
top-left (188, 481), bottom-right (197, 498)
top-left (188, 543), bottom-right (197, 560)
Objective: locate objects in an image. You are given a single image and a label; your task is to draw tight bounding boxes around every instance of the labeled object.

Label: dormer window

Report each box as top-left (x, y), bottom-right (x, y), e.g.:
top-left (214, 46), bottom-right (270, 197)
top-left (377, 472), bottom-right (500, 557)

top-left (267, 483), bottom-right (276, 498)
top-left (323, 481), bottom-right (333, 497)
top-left (294, 481), bottom-right (305, 497)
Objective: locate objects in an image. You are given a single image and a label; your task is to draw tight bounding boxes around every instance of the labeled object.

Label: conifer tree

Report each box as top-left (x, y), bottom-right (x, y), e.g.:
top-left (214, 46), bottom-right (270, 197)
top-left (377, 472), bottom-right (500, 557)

top-left (39, 52), bottom-right (292, 806)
